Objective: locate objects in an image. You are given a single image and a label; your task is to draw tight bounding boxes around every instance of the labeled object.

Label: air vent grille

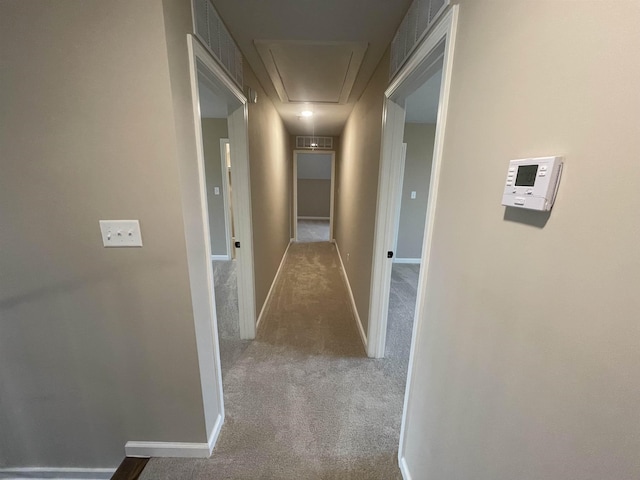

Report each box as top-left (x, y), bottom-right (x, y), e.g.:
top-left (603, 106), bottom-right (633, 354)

top-left (296, 136), bottom-right (333, 150)
top-left (192, 0), bottom-right (243, 88)
top-left (390, 0), bottom-right (450, 80)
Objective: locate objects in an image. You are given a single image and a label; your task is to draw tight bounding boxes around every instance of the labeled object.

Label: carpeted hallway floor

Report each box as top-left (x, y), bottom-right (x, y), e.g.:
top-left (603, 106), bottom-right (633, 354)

top-left (139, 242), bottom-right (417, 480)
top-left (297, 219), bottom-right (330, 242)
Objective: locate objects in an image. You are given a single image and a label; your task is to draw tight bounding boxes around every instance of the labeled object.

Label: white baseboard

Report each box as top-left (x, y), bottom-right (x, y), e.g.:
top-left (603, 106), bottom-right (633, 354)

top-left (207, 412), bottom-right (223, 455)
top-left (399, 456), bottom-right (412, 480)
top-left (297, 216), bottom-right (330, 220)
top-left (125, 413), bottom-right (221, 459)
top-left (256, 239), bottom-right (293, 330)
top-left (394, 257), bottom-right (421, 264)
top-left (125, 440), bottom-right (210, 459)
top-left (211, 254), bottom-right (230, 261)
top-left (334, 242), bottom-right (368, 351)
top-left (0, 468), bottom-right (115, 479)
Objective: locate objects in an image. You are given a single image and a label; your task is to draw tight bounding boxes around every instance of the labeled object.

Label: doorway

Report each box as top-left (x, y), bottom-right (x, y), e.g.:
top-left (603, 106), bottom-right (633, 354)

top-left (198, 90), bottom-right (249, 380)
top-left (383, 66), bottom-right (442, 379)
top-left (293, 150), bottom-right (336, 242)
top-left (364, 7), bottom-right (459, 475)
top-left (184, 34), bottom-right (257, 449)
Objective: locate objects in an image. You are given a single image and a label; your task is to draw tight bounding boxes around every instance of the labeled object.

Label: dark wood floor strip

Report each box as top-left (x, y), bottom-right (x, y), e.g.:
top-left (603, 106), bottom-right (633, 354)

top-left (111, 457), bottom-right (150, 480)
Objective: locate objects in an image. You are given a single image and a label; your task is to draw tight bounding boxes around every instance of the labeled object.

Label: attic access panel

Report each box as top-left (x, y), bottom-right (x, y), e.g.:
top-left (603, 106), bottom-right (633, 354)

top-left (255, 40), bottom-right (368, 104)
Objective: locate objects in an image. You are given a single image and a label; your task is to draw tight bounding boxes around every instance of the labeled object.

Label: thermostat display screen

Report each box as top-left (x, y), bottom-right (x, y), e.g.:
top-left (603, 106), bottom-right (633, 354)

top-left (515, 165), bottom-right (538, 187)
top-left (502, 156), bottom-right (563, 211)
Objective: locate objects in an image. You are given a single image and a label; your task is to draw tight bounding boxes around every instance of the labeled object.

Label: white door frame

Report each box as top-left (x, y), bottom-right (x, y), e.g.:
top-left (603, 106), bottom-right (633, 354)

top-left (185, 34), bottom-right (257, 450)
top-left (292, 150), bottom-right (336, 242)
top-left (368, 6), bottom-right (460, 473)
top-left (219, 138), bottom-right (233, 259)
top-left (189, 37), bottom-right (257, 342)
top-left (368, 6), bottom-right (458, 358)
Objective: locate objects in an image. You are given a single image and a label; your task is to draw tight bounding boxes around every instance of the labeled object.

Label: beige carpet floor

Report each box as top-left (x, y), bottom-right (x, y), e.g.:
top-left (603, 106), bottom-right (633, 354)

top-left (296, 219), bottom-right (330, 242)
top-left (139, 242), bottom-right (416, 479)
top-left (211, 259), bottom-right (249, 379)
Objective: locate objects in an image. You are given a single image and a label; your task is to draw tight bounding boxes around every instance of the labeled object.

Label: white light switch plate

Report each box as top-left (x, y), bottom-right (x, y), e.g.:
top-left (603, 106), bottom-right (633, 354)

top-left (410, 191), bottom-right (417, 199)
top-left (99, 220), bottom-right (143, 247)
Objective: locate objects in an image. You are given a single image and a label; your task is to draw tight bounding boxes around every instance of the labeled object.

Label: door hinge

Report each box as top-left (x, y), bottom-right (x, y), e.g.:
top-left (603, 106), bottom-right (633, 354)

top-left (235, 241), bottom-right (241, 248)
top-left (387, 251), bottom-right (394, 259)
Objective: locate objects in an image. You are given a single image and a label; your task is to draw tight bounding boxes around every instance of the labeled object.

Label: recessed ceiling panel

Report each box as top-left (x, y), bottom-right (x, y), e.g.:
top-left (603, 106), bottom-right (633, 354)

top-left (256, 40), bottom-right (368, 104)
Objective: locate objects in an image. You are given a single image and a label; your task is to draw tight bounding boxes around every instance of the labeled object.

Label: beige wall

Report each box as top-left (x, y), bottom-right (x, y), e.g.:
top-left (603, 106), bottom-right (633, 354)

top-left (396, 123), bottom-right (436, 259)
top-left (0, 0), bottom-right (206, 469)
top-left (402, 2), bottom-right (640, 479)
top-left (245, 65), bottom-right (292, 314)
top-left (297, 179), bottom-right (331, 217)
top-left (335, 51), bottom-right (389, 333)
top-left (202, 118), bottom-right (229, 256)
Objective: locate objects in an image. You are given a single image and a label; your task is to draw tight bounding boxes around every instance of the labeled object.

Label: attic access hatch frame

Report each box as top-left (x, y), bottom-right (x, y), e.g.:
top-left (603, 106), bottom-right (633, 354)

top-left (255, 40), bottom-right (368, 105)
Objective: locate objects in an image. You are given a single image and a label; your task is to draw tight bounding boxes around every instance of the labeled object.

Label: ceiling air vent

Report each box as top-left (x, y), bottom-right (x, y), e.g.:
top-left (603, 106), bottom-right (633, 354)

top-left (192, 0), bottom-right (243, 88)
top-left (296, 136), bottom-right (333, 150)
top-left (390, 0), bottom-right (450, 80)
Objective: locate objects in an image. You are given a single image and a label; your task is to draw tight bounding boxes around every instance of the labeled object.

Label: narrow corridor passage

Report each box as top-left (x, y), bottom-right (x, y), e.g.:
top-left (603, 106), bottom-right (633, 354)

top-left (140, 242), bottom-right (408, 479)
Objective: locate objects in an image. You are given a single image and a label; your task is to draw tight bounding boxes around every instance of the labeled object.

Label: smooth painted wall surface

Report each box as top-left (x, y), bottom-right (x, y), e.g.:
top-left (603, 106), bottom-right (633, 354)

top-left (297, 153), bottom-right (332, 179)
top-left (297, 180), bottom-right (331, 217)
top-left (297, 153), bottom-right (332, 218)
top-left (245, 64), bottom-right (292, 315)
top-left (0, 0), bottom-right (206, 468)
top-left (335, 51), bottom-right (389, 333)
top-left (396, 123), bottom-right (436, 259)
top-left (202, 118), bottom-right (229, 256)
top-left (402, 2), bottom-right (640, 479)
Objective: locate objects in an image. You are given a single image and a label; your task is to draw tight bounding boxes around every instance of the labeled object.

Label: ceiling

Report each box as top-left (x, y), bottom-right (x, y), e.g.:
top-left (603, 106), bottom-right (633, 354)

top-left (211, 0), bottom-right (413, 136)
top-left (405, 67), bottom-right (442, 124)
top-left (198, 74), bottom-right (229, 118)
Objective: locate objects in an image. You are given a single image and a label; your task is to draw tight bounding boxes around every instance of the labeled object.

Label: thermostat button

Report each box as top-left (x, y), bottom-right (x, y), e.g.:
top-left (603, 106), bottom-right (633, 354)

top-left (515, 197), bottom-right (525, 205)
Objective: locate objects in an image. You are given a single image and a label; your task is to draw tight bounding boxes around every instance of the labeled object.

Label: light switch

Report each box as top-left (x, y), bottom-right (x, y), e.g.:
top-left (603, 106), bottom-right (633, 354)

top-left (410, 191), bottom-right (417, 199)
top-left (99, 220), bottom-right (143, 247)
top-left (214, 187), bottom-right (220, 195)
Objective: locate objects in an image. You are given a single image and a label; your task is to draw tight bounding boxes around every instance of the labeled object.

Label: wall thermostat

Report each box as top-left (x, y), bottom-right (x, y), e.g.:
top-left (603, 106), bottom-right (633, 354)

top-left (501, 156), bottom-right (563, 211)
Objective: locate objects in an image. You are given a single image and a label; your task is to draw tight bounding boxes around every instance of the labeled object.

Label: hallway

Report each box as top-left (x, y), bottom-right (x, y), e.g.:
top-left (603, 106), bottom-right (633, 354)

top-left (139, 242), bottom-right (408, 479)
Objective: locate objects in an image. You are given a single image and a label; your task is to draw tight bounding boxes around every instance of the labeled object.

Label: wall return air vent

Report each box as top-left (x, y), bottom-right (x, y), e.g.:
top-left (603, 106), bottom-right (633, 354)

top-left (296, 136), bottom-right (333, 150)
top-left (192, 0), bottom-right (243, 88)
top-left (390, 0), bottom-right (450, 80)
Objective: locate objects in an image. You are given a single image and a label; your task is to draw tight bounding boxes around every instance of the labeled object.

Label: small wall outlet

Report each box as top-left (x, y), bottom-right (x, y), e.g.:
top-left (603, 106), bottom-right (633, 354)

top-left (214, 187), bottom-right (220, 195)
top-left (410, 191), bottom-right (417, 199)
top-left (99, 220), bottom-right (143, 247)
